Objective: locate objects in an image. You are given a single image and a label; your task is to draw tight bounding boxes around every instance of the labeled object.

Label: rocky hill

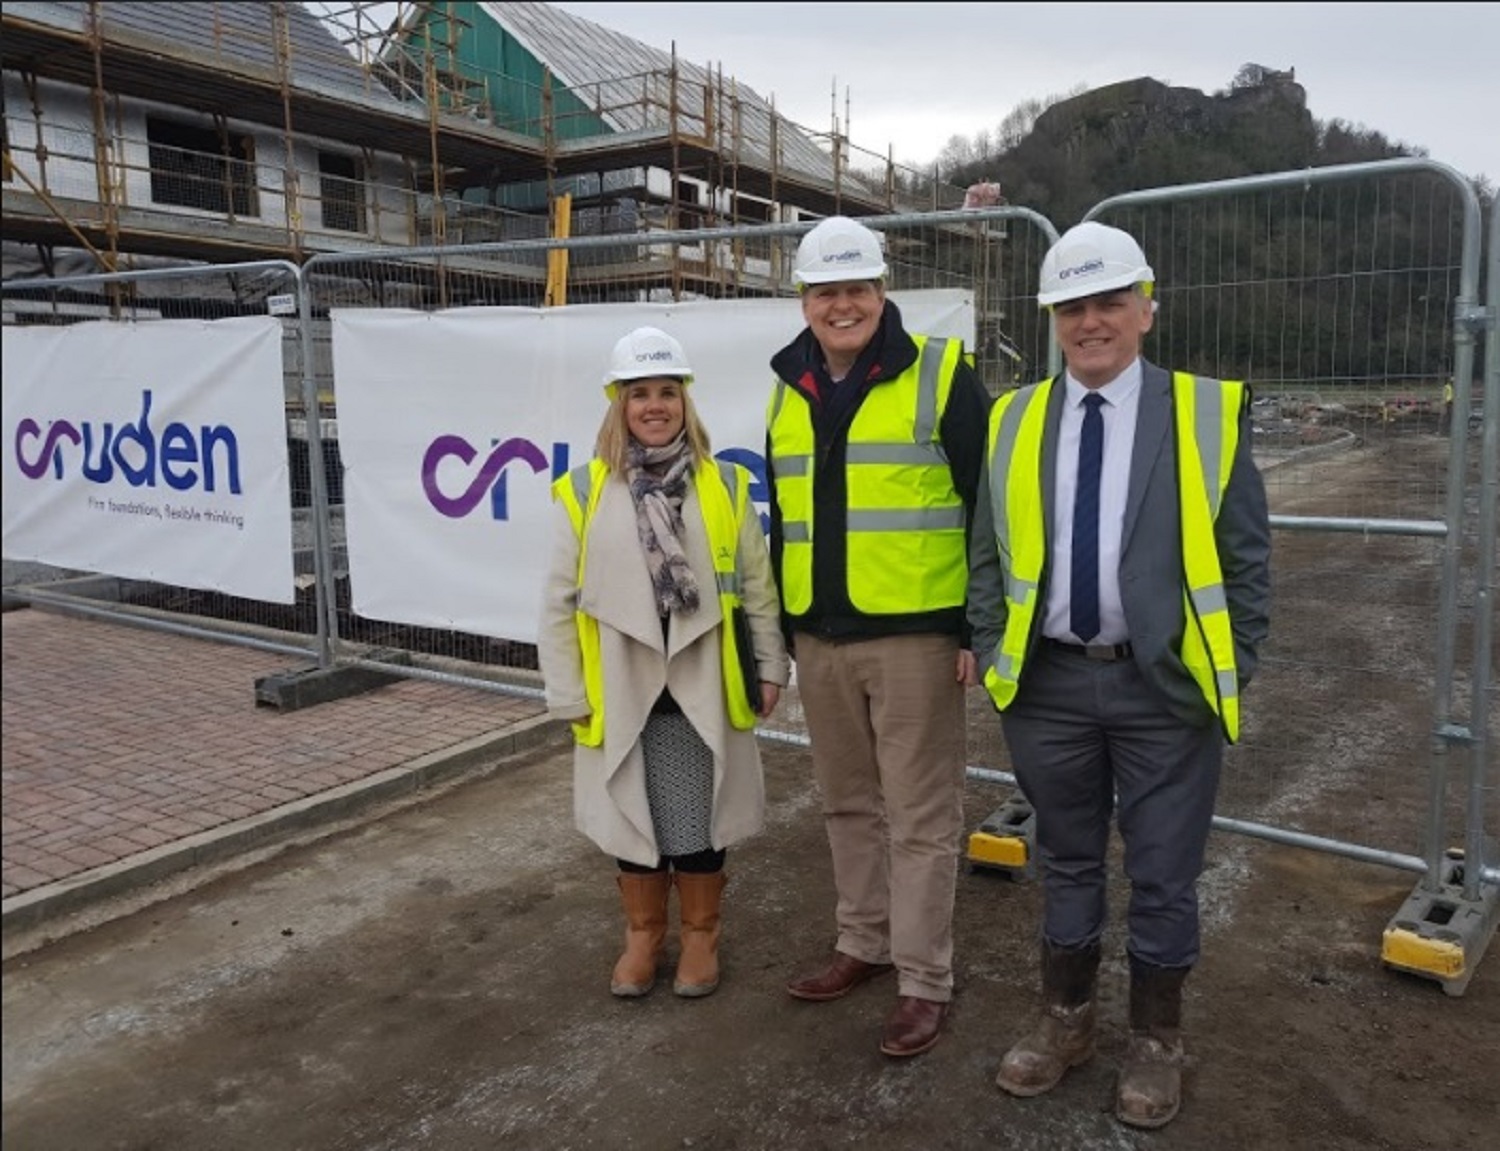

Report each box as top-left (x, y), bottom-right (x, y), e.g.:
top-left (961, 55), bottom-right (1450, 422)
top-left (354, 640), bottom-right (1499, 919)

top-left (935, 67), bottom-right (1485, 387)
top-left (947, 66), bottom-right (1451, 228)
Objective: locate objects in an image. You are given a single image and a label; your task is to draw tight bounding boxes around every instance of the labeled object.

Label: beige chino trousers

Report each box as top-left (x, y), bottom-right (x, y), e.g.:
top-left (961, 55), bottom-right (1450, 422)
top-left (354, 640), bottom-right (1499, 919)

top-left (794, 631), bottom-right (967, 1002)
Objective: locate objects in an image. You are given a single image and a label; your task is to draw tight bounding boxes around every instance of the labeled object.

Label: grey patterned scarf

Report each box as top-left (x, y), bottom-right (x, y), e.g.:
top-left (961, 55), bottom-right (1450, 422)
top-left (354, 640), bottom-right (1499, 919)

top-left (625, 433), bottom-right (701, 617)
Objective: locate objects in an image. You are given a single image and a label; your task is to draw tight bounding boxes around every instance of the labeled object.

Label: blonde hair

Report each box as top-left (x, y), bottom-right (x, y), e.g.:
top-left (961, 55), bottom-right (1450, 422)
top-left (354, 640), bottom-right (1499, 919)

top-left (594, 377), bottom-right (713, 473)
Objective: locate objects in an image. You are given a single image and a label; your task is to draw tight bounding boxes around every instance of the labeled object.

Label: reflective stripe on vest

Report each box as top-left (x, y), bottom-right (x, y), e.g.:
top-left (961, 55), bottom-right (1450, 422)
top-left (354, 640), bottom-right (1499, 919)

top-left (978, 381), bottom-right (1051, 712)
top-left (766, 334), bottom-right (967, 615)
top-left (980, 373), bottom-right (1245, 743)
top-left (552, 457), bottom-right (758, 748)
top-left (1174, 372), bottom-right (1243, 742)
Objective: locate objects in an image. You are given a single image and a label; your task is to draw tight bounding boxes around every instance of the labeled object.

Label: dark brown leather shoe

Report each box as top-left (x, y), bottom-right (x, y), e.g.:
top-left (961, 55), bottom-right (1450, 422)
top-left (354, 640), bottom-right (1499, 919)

top-left (880, 995), bottom-right (948, 1057)
top-left (786, 952), bottom-right (895, 1002)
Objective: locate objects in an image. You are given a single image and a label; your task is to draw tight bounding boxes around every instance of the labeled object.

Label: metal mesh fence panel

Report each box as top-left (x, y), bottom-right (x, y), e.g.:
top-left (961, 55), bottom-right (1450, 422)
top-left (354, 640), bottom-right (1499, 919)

top-left (298, 209), bottom-right (1062, 709)
top-left (1081, 160), bottom-right (1494, 875)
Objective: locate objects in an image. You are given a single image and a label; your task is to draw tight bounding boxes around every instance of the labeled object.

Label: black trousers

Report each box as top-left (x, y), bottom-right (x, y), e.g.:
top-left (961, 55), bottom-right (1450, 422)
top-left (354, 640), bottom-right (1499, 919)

top-left (618, 848), bottom-right (726, 875)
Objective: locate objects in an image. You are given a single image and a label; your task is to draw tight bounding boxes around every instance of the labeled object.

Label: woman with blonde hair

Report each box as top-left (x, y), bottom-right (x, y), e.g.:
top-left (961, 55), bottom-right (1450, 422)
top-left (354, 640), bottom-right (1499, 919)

top-left (538, 325), bottom-right (788, 998)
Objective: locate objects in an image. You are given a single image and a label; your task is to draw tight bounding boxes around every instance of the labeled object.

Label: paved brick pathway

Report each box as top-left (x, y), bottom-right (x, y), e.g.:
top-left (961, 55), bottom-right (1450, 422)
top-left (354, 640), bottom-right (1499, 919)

top-left (1, 608), bottom-right (546, 902)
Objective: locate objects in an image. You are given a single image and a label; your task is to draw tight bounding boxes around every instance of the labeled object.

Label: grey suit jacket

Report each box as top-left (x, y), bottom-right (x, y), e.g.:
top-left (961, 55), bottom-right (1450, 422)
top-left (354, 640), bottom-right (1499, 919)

top-left (968, 359), bottom-right (1272, 729)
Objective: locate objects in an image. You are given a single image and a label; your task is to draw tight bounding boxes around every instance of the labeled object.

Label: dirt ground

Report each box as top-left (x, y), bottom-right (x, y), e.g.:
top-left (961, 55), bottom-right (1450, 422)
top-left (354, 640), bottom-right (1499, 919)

top-left (4, 423), bottom-right (1496, 1151)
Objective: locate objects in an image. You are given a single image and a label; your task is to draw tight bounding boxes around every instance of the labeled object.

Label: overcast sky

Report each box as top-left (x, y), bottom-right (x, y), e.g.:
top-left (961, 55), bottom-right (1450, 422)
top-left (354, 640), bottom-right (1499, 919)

top-left (550, 2), bottom-right (1498, 186)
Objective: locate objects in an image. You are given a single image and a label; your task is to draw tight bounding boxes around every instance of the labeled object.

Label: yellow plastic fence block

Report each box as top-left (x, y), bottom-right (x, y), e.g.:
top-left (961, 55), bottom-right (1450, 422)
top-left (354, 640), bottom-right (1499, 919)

top-left (1381, 926), bottom-right (1466, 979)
top-left (967, 830), bottom-right (1028, 870)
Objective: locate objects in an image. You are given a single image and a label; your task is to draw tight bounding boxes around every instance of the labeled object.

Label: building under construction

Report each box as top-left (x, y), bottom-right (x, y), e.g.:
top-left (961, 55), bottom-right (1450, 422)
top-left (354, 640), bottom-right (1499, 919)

top-left (1, 1), bottom-right (978, 299)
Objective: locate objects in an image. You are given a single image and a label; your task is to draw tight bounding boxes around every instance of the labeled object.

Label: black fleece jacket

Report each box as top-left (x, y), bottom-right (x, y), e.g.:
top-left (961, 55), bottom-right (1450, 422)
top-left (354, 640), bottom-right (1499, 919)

top-left (765, 300), bottom-right (993, 646)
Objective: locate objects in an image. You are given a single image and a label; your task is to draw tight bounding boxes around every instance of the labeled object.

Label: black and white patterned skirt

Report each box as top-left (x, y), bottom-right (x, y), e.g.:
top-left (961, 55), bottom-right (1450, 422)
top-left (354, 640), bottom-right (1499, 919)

top-left (640, 710), bottom-right (715, 857)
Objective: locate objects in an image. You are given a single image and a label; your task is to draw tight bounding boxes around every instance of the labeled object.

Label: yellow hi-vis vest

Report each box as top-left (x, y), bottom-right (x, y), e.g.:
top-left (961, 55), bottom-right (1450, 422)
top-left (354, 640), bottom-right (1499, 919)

top-left (981, 372), bottom-right (1246, 742)
top-left (766, 334), bottom-right (967, 616)
top-left (552, 456), bottom-right (759, 748)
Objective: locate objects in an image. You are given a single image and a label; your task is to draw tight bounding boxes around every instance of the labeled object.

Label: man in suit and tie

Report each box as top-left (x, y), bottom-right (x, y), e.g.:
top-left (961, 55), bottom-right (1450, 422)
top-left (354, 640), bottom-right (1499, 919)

top-left (968, 221), bottom-right (1271, 1130)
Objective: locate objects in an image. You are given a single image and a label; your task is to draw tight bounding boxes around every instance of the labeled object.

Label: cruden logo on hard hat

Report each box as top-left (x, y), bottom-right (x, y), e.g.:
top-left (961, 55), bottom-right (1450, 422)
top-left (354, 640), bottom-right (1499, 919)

top-left (823, 247), bottom-right (866, 265)
top-left (1058, 258), bottom-right (1106, 280)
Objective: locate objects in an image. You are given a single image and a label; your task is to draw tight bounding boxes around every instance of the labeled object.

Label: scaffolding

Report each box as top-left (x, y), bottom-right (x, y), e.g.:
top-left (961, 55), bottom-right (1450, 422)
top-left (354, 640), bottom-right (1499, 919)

top-left (1, 0), bottom-right (971, 289)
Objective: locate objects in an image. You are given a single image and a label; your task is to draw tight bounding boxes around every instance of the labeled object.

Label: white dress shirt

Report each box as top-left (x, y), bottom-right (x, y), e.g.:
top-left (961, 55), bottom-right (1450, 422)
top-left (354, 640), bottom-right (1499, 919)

top-left (1042, 361), bottom-right (1141, 645)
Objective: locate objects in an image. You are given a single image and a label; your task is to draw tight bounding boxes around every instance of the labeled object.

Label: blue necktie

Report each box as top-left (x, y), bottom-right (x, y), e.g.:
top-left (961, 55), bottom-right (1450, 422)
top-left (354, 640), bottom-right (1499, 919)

top-left (1070, 392), bottom-right (1105, 643)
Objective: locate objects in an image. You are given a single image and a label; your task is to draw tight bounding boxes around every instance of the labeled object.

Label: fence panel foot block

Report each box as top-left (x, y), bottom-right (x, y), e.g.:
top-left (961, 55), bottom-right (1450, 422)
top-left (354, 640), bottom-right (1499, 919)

top-left (1382, 848), bottom-right (1499, 997)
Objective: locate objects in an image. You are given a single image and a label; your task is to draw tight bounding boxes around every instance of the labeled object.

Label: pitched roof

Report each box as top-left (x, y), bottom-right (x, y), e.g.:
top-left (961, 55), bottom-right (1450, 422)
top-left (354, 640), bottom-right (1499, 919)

top-left (483, 1), bottom-right (842, 185)
top-left (5, 1), bottom-right (404, 108)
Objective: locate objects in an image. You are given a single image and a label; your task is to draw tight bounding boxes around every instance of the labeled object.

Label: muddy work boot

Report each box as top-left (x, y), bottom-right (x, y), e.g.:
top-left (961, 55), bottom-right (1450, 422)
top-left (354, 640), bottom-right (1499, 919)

top-left (610, 870), bottom-right (671, 997)
top-left (1115, 961), bottom-right (1190, 1129)
top-left (995, 940), bottom-right (1101, 1097)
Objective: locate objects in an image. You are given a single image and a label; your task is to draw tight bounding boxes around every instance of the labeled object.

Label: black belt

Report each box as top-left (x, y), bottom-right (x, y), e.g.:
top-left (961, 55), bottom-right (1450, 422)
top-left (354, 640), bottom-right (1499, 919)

top-left (1043, 637), bottom-right (1133, 662)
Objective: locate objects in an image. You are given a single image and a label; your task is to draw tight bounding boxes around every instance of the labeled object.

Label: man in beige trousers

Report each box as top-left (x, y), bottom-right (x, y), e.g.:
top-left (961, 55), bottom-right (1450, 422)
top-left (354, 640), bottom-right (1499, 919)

top-left (765, 217), bottom-right (992, 1057)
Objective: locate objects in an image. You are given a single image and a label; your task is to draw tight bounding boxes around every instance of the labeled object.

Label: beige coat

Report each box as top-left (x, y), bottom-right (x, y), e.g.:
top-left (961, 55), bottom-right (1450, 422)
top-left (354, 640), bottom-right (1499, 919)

top-left (537, 463), bottom-right (790, 866)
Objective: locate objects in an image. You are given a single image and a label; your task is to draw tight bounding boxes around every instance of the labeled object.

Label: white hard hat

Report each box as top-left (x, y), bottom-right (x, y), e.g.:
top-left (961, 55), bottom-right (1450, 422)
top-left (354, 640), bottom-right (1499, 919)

top-left (603, 326), bottom-right (693, 396)
top-left (792, 216), bottom-right (888, 287)
top-left (1037, 222), bottom-right (1154, 307)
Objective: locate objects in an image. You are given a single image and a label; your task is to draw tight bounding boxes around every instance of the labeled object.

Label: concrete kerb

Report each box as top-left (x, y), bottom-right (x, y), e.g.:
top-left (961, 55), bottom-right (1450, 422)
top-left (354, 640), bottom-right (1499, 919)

top-left (1257, 427), bottom-right (1359, 472)
top-left (0, 711), bottom-right (572, 943)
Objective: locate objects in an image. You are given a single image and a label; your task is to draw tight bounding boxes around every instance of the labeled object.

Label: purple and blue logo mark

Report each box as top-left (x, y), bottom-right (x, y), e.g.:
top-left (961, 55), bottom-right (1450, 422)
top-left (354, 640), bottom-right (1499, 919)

top-left (421, 434), bottom-right (768, 529)
top-left (421, 436), bottom-right (568, 520)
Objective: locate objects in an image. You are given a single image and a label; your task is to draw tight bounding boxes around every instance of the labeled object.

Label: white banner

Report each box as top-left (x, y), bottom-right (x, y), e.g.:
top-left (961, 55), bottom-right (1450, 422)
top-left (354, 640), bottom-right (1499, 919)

top-left (333, 292), bottom-right (973, 642)
top-left (2, 317), bottom-right (295, 603)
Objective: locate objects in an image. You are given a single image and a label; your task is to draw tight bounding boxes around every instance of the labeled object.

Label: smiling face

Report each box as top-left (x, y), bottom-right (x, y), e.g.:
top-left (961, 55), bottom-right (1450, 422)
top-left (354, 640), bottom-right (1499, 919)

top-left (800, 279), bottom-right (886, 378)
top-left (1053, 287), bottom-right (1155, 388)
top-left (622, 376), bottom-right (687, 447)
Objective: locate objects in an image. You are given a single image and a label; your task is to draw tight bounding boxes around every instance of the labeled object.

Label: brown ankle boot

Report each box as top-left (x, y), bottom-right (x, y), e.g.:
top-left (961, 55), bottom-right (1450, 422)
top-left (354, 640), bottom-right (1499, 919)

top-left (995, 940), bottom-right (1101, 1097)
top-left (1116, 962), bottom-right (1189, 1129)
top-left (611, 871), bottom-right (671, 997)
top-left (672, 871), bottom-right (727, 997)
